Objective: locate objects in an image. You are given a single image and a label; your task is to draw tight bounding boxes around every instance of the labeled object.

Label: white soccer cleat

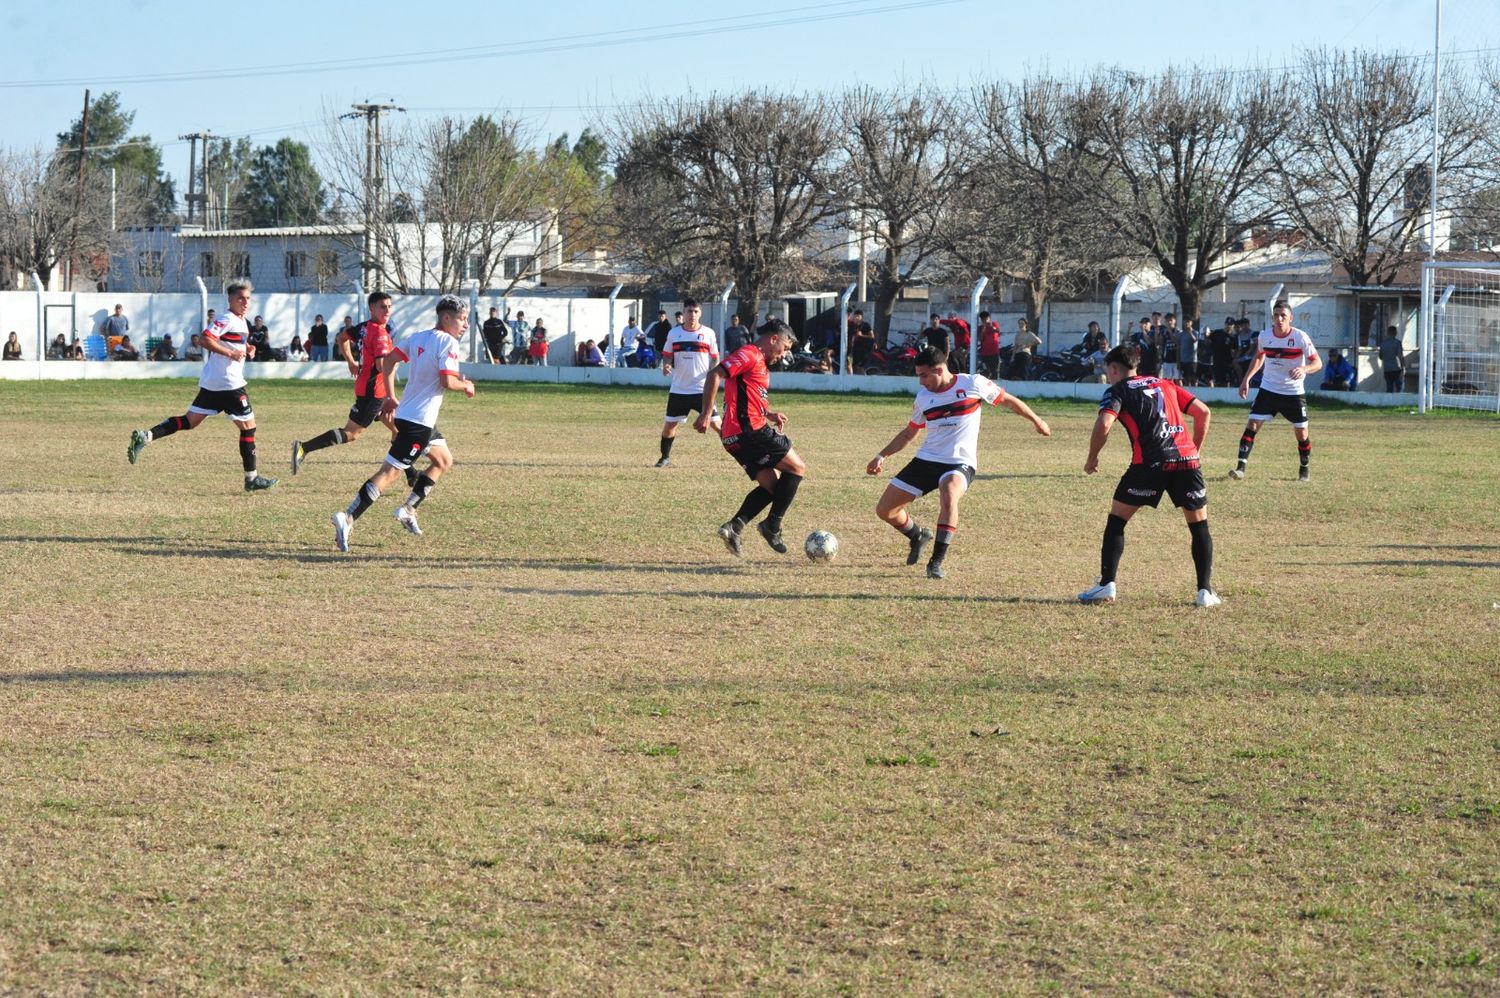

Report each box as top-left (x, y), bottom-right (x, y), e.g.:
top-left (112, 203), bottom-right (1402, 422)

top-left (1077, 580), bottom-right (1116, 604)
top-left (332, 511), bottom-right (352, 553)
top-left (394, 504), bottom-right (423, 537)
top-left (1194, 588), bottom-right (1222, 608)
top-left (1226, 466), bottom-right (1245, 480)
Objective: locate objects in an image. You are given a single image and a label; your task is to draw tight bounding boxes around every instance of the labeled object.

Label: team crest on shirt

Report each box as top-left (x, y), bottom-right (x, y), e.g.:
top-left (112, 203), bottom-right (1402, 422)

top-left (417, 347), bottom-right (426, 357)
top-left (956, 389), bottom-right (967, 398)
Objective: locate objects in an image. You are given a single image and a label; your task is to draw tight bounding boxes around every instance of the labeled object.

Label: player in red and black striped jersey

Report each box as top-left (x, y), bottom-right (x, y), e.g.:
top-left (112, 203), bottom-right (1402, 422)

top-left (290, 291), bottom-right (405, 476)
top-left (695, 319), bottom-right (806, 556)
top-left (1079, 344), bottom-right (1220, 608)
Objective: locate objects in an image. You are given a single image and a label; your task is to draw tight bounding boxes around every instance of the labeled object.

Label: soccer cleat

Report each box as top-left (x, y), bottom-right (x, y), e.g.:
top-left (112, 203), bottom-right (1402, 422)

top-left (1195, 588), bottom-right (1222, 608)
top-left (244, 475), bottom-right (278, 492)
top-left (1297, 467), bottom-right (1310, 482)
top-left (1077, 580), bottom-right (1117, 604)
top-left (757, 521), bottom-right (788, 554)
top-left (332, 511), bottom-right (352, 552)
top-left (926, 560), bottom-right (946, 580)
top-left (127, 429), bottom-right (148, 464)
top-left (394, 504), bottom-right (423, 537)
top-left (291, 440), bottom-right (305, 475)
top-left (1226, 466), bottom-right (1245, 480)
top-left (717, 520), bottom-right (743, 557)
top-left (654, 457), bottom-right (671, 468)
top-left (907, 527), bottom-right (934, 566)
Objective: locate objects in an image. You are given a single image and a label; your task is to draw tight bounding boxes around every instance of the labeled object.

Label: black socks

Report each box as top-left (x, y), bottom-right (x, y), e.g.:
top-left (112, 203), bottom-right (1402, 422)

top-left (1188, 519), bottom-right (1214, 591)
top-left (1100, 513), bottom-right (1127, 585)
top-left (304, 427), bottom-right (348, 454)
top-left (764, 472), bottom-right (802, 532)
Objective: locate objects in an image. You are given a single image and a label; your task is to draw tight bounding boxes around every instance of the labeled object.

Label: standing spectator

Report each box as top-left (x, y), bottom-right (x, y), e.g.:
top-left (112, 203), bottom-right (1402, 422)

top-left (1175, 319), bottom-right (1198, 387)
top-left (307, 314), bottom-right (330, 362)
top-left (941, 311), bottom-right (971, 372)
top-left (1379, 325), bottom-right (1405, 392)
top-left (103, 303), bottom-right (130, 341)
top-left (481, 306), bottom-right (509, 364)
top-left (151, 335), bottom-right (178, 361)
top-left (1232, 319), bottom-right (1257, 385)
top-left (528, 318), bottom-right (549, 365)
top-left (1195, 324), bottom-right (1213, 385)
top-left (849, 311), bottom-right (876, 373)
top-left (646, 309), bottom-right (672, 366)
top-left (510, 310), bottom-right (532, 361)
top-left (247, 315), bottom-right (271, 361)
top-left (1008, 318), bottom-right (1040, 380)
top-left (722, 313), bottom-right (750, 354)
top-left (112, 335), bottom-right (141, 360)
top-left (1209, 320), bottom-right (1234, 388)
top-left (977, 311), bottom-right (1002, 378)
top-left (3, 331), bottom-right (21, 360)
top-left (1130, 316), bottom-right (1151, 351)
top-left (1321, 349), bottom-right (1356, 391)
top-left (922, 314), bottom-right (951, 354)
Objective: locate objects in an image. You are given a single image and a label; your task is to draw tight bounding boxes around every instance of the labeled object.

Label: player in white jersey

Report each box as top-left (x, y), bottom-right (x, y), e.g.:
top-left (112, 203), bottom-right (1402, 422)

top-left (331, 294), bottom-right (476, 552)
top-left (655, 298), bottom-right (720, 467)
top-left (1230, 300), bottom-right (1322, 482)
top-left (867, 343), bottom-right (1051, 579)
top-left (125, 281), bottom-right (278, 491)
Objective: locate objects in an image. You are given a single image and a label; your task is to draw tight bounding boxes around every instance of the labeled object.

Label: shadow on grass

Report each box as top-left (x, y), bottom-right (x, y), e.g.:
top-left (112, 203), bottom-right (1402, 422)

top-left (410, 582), bottom-right (1072, 606)
top-left (1342, 559), bottom-right (1500, 570)
top-left (1371, 543), bottom-right (1500, 553)
top-left (0, 670), bottom-right (225, 685)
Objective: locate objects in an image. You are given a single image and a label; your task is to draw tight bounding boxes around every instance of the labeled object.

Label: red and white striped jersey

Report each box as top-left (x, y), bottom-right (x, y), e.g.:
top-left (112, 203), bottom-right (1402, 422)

top-left (199, 312), bottom-right (249, 391)
top-left (910, 373), bottom-right (1006, 468)
top-left (664, 325), bottom-right (719, 395)
top-left (1256, 327), bottom-right (1319, 395)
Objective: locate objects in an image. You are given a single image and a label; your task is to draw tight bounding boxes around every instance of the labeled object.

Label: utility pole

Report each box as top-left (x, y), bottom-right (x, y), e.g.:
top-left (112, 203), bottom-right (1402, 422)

top-left (178, 131), bottom-right (214, 225)
top-left (66, 88), bottom-right (91, 291)
top-left (342, 101), bottom-right (404, 287)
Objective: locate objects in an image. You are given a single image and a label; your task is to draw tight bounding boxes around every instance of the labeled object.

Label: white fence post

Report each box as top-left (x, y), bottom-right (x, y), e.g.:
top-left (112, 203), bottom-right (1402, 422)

top-left (969, 275), bottom-right (989, 374)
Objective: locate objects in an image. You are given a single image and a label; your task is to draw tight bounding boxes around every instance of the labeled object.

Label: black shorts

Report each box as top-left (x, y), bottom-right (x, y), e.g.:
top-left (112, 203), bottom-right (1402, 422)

top-left (891, 457), bottom-right (975, 497)
top-left (349, 394), bottom-right (386, 429)
top-left (1250, 389), bottom-right (1309, 427)
top-left (665, 391), bottom-right (716, 423)
top-left (722, 425), bottom-right (792, 479)
top-left (384, 419), bottom-right (447, 470)
top-left (188, 386), bottom-right (254, 421)
top-left (1113, 464), bottom-right (1208, 510)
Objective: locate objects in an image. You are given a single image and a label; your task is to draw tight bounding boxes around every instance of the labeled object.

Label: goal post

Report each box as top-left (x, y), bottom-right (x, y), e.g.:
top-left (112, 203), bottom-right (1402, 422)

top-left (1419, 261), bottom-right (1500, 414)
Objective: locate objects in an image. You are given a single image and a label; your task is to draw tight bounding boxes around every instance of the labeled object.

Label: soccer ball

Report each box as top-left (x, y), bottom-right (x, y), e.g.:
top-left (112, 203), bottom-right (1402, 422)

top-left (804, 530), bottom-right (839, 562)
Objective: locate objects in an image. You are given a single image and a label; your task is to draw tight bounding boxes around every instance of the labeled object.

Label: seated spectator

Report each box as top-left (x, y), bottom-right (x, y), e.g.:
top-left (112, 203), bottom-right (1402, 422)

top-left (3, 331), bottom-right (21, 360)
top-left (247, 315), bottom-right (271, 361)
top-left (1321, 349), bottom-right (1357, 391)
top-left (815, 348), bottom-right (835, 373)
top-left (184, 333), bottom-right (205, 361)
top-left (68, 335), bottom-right (85, 360)
top-left (112, 335), bottom-right (140, 361)
top-left (1086, 344), bottom-right (1108, 383)
top-left (575, 339), bottom-right (591, 366)
top-left (287, 333), bottom-right (307, 361)
top-left (151, 335), bottom-right (178, 361)
top-left (47, 333), bottom-right (68, 359)
top-left (583, 339), bottom-right (605, 366)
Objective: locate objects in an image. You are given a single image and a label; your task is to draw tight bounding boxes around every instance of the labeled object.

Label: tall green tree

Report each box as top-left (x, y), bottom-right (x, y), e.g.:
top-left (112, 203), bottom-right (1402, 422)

top-left (238, 138), bottom-right (327, 227)
top-left (56, 90), bottom-right (176, 223)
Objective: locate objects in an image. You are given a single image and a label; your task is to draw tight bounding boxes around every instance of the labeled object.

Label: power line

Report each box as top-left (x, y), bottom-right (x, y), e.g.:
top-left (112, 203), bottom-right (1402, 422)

top-left (0, 0), bottom-right (967, 89)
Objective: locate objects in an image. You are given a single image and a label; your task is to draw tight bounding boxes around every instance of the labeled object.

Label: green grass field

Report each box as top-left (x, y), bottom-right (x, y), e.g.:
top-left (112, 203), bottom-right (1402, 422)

top-left (1, 379), bottom-right (1496, 993)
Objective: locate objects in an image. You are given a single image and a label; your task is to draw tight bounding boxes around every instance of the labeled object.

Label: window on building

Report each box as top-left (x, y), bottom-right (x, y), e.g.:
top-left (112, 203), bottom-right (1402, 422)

top-left (315, 251), bottom-right (340, 293)
top-left (503, 254), bottom-right (535, 280)
top-left (464, 254), bottom-right (484, 281)
top-left (285, 251), bottom-right (307, 279)
top-left (200, 252), bottom-right (219, 278)
top-left (137, 251), bottom-right (163, 278)
top-left (228, 252), bottom-right (251, 279)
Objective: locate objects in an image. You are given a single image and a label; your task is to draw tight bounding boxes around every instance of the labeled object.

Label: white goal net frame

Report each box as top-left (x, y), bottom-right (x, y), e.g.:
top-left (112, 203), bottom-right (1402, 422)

top-left (1419, 261), bottom-right (1500, 413)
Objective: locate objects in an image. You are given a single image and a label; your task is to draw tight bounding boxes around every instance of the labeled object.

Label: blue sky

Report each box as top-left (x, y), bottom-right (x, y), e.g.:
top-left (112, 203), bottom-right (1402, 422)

top-left (3, 0), bottom-right (1495, 192)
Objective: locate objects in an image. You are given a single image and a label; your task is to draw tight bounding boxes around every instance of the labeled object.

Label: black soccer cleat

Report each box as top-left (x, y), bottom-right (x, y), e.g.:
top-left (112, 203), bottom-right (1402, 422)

top-left (757, 521), bottom-right (788, 554)
top-left (907, 527), bottom-right (934, 566)
top-left (926, 559), bottom-right (947, 580)
top-left (244, 475), bottom-right (278, 492)
top-left (290, 440), bottom-right (305, 475)
top-left (654, 457), bottom-right (671, 468)
top-left (717, 520), bottom-right (743, 557)
top-left (1297, 466), bottom-right (1310, 483)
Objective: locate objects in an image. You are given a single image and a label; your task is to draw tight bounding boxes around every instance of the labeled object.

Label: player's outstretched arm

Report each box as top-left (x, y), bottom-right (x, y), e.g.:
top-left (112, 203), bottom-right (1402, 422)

top-left (440, 371), bottom-right (476, 398)
top-left (695, 366), bottom-right (724, 433)
top-left (867, 425), bottom-right (920, 475)
top-left (1186, 398), bottom-right (1211, 451)
top-left (1084, 411), bottom-right (1116, 475)
top-left (1000, 393), bottom-right (1051, 436)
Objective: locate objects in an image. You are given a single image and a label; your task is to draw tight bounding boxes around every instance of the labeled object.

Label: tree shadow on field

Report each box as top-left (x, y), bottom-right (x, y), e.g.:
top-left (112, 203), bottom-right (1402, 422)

top-left (410, 582), bottom-right (1071, 606)
top-left (975, 473), bottom-right (1073, 481)
top-left (1341, 558), bottom-right (1500, 570)
top-left (1372, 543), bottom-right (1500, 553)
top-left (0, 669), bottom-right (225, 685)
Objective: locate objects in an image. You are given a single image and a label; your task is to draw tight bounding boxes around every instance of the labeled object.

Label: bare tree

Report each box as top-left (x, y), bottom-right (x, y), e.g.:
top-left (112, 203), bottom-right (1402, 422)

top-left (839, 86), bottom-right (973, 339)
top-left (1082, 67), bottom-right (1294, 321)
top-left (960, 76), bottom-right (1131, 332)
top-left (322, 113), bottom-right (560, 294)
top-left (0, 145), bottom-right (135, 290)
top-left (607, 91), bottom-right (841, 324)
top-left (1273, 50), bottom-right (1490, 286)
top-left (1450, 55), bottom-right (1500, 254)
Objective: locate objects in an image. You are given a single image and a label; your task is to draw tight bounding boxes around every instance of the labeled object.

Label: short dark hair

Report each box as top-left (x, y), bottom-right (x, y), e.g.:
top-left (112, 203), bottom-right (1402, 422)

top-left (853, 309), bottom-right (864, 317)
top-left (757, 318), bottom-right (794, 342)
top-left (1104, 344), bottom-right (1140, 370)
top-left (915, 344), bottom-right (949, 369)
top-left (367, 291), bottom-right (391, 307)
top-left (978, 311), bottom-right (990, 320)
top-left (683, 298), bottom-right (699, 308)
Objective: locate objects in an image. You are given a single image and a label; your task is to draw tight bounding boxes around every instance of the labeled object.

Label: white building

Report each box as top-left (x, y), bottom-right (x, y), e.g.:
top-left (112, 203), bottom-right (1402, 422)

top-left (111, 216), bottom-right (563, 295)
